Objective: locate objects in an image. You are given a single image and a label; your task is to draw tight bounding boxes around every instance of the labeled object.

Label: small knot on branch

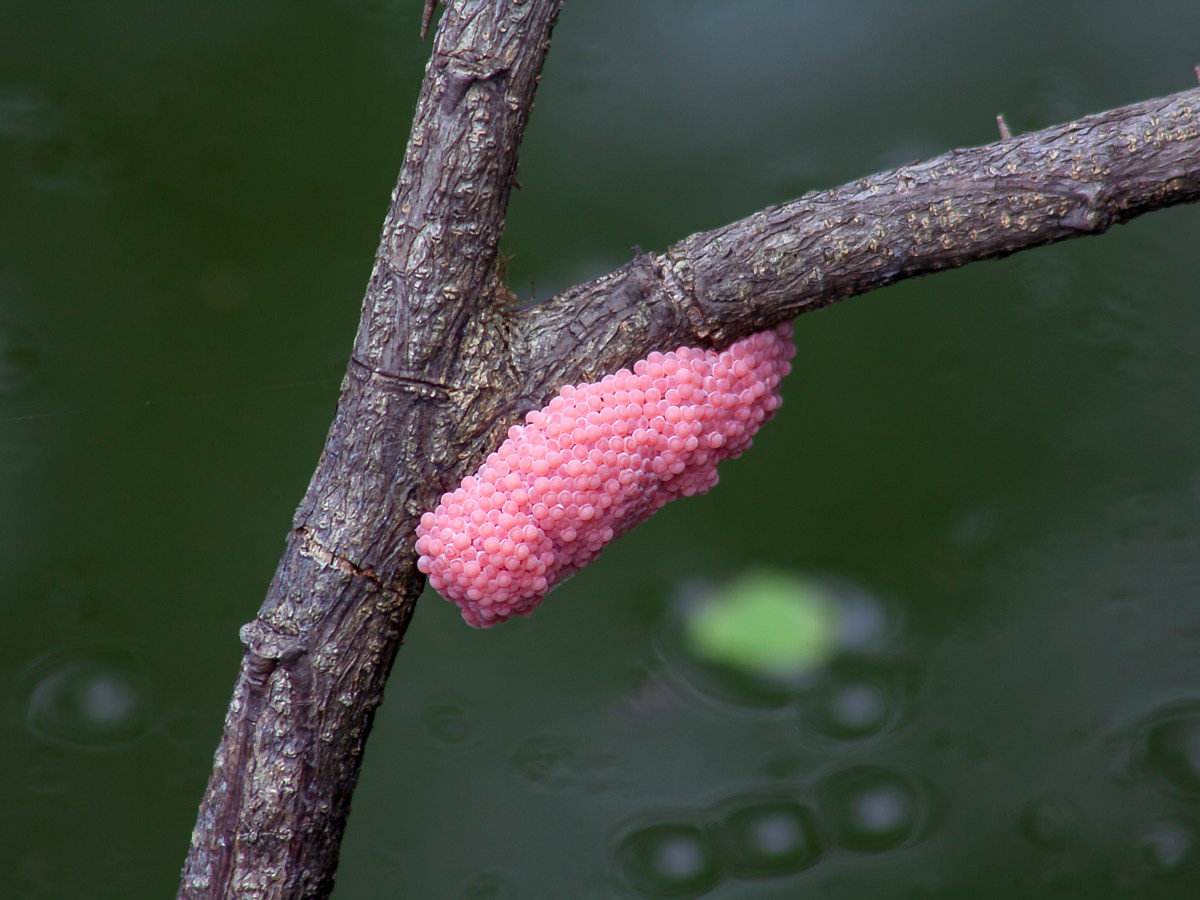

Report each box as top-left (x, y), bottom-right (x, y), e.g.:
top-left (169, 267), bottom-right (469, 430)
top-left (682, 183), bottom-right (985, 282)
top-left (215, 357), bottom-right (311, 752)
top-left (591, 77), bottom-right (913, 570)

top-left (421, 0), bottom-right (440, 40)
top-left (239, 620), bottom-right (309, 688)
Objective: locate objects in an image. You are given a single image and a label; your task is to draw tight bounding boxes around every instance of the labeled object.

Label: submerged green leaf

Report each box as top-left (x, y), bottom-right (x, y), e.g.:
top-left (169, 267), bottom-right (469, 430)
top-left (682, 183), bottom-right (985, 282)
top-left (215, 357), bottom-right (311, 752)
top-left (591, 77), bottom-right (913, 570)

top-left (685, 572), bottom-right (839, 677)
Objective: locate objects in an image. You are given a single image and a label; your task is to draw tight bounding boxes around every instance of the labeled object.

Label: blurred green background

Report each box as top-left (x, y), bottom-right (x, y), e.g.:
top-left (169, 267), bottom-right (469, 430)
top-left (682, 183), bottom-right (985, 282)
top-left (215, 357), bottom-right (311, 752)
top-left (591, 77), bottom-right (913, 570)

top-left (3, 1), bottom-right (1199, 897)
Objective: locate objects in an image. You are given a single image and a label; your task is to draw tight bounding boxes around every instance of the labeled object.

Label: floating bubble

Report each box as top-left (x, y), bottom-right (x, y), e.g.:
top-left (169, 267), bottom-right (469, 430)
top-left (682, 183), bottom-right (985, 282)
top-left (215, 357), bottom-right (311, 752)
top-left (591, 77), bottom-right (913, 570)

top-left (823, 683), bottom-right (888, 735)
top-left (509, 735), bottom-right (622, 794)
top-left (1133, 702), bottom-right (1200, 798)
top-left (615, 820), bottom-right (722, 898)
top-left (1137, 820), bottom-right (1194, 873)
top-left (1113, 820), bottom-right (1198, 891)
top-left (817, 765), bottom-right (942, 853)
top-left (23, 646), bottom-right (156, 750)
top-left (1017, 797), bottom-right (1081, 849)
top-left (423, 697), bottom-right (476, 747)
top-left (803, 675), bottom-right (898, 742)
top-left (799, 659), bottom-right (916, 746)
top-left (511, 735), bottom-right (579, 791)
top-left (717, 796), bottom-right (822, 879)
top-left (826, 578), bottom-right (897, 655)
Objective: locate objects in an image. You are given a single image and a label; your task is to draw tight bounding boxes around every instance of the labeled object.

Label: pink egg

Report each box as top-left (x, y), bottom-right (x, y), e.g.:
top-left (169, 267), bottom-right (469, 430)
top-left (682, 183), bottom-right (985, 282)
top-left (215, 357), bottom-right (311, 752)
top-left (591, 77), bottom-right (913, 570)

top-left (416, 323), bottom-right (795, 627)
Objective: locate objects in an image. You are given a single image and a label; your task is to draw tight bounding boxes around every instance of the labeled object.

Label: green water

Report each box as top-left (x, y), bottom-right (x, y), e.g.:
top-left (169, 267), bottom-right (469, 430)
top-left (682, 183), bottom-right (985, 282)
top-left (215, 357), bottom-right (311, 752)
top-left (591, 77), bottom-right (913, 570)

top-left (3, 1), bottom-right (1199, 897)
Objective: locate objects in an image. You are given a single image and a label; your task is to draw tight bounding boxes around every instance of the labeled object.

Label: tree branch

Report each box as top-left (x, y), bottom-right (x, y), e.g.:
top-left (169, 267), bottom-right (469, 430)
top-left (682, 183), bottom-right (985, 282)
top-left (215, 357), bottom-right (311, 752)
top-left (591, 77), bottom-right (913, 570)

top-left (179, 2), bottom-right (563, 896)
top-left (179, 0), bottom-right (1200, 893)
top-left (513, 87), bottom-right (1200, 398)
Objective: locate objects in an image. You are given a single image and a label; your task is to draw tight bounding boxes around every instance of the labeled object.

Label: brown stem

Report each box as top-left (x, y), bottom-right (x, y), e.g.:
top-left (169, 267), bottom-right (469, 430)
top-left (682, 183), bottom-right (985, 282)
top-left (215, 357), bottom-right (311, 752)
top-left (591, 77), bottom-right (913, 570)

top-left (179, 0), bottom-right (1200, 893)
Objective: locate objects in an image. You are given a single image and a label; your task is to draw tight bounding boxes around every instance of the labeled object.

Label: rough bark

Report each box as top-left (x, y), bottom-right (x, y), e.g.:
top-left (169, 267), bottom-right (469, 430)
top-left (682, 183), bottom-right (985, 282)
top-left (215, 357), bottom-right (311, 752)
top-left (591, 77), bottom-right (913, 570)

top-left (516, 88), bottom-right (1200, 387)
top-left (179, 2), bottom-right (564, 896)
top-left (179, 0), bottom-right (1200, 895)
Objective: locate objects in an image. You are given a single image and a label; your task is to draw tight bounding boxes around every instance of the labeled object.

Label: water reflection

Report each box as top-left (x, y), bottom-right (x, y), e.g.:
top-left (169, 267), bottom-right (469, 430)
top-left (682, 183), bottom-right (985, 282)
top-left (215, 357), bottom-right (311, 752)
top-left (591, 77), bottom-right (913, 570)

top-left (612, 764), bottom-right (946, 894)
top-left (809, 680), bottom-right (890, 739)
top-left (798, 660), bottom-right (916, 745)
top-left (1136, 820), bottom-right (1194, 874)
top-left (423, 695), bottom-right (477, 747)
top-left (616, 819), bottom-right (722, 899)
top-left (717, 796), bottom-right (822, 879)
top-left (1112, 819), bottom-right (1200, 893)
top-left (23, 645), bottom-right (156, 750)
top-left (816, 765), bottom-right (943, 853)
top-left (1133, 701), bottom-right (1200, 799)
top-left (509, 734), bottom-right (624, 795)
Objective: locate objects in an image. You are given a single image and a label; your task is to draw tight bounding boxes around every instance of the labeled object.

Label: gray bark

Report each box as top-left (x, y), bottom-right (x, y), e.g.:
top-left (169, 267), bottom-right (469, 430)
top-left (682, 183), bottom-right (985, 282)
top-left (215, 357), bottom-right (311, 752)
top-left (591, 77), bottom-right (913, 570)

top-left (179, 0), bottom-right (1200, 895)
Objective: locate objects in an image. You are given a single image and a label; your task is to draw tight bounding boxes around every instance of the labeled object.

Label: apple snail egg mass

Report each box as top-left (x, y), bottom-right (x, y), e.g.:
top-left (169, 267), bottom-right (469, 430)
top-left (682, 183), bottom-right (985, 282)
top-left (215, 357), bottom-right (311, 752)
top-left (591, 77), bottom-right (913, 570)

top-left (415, 323), bottom-right (795, 627)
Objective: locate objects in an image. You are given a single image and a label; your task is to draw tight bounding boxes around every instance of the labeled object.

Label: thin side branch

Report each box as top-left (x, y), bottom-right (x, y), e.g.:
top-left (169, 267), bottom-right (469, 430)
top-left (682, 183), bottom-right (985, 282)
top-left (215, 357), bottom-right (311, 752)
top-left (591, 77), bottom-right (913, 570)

top-left (513, 88), bottom-right (1200, 405)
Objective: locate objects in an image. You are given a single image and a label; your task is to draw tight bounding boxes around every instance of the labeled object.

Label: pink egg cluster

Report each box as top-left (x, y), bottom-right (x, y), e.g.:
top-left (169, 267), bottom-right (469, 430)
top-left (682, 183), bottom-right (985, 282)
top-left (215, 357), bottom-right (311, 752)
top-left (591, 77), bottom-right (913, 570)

top-left (415, 323), bottom-right (795, 627)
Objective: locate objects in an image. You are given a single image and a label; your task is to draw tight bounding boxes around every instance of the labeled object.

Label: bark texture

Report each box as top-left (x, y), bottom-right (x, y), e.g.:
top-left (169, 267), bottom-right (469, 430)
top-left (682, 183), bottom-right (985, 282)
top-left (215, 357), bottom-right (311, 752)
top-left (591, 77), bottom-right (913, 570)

top-left (179, 0), bottom-right (1200, 895)
top-left (179, 2), bottom-right (564, 896)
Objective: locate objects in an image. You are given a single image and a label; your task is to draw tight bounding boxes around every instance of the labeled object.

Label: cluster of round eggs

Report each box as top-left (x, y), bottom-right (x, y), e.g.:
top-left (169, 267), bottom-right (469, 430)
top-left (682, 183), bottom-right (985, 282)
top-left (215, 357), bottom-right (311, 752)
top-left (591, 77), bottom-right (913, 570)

top-left (415, 323), bottom-right (795, 627)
